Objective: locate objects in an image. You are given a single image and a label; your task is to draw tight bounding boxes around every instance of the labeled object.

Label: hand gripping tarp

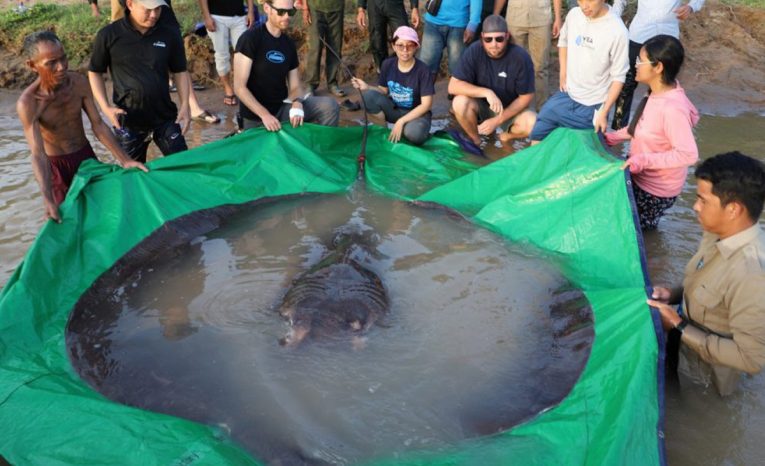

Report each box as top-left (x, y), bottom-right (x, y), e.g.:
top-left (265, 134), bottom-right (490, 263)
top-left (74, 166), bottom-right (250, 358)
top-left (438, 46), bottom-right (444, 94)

top-left (0, 125), bottom-right (664, 465)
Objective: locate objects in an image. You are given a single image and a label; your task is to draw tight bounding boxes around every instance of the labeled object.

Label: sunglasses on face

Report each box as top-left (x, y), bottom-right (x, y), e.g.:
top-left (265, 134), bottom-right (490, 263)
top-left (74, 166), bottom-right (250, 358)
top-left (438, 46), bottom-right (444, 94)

top-left (482, 35), bottom-right (506, 43)
top-left (269, 5), bottom-right (297, 16)
top-left (393, 43), bottom-right (417, 51)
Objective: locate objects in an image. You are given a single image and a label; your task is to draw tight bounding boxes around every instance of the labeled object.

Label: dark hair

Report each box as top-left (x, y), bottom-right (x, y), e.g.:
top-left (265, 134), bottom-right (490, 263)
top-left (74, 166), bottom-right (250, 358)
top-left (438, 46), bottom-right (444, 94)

top-left (22, 30), bottom-right (62, 60)
top-left (626, 35), bottom-right (685, 136)
top-left (643, 34), bottom-right (684, 86)
top-left (695, 151), bottom-right (765, 221)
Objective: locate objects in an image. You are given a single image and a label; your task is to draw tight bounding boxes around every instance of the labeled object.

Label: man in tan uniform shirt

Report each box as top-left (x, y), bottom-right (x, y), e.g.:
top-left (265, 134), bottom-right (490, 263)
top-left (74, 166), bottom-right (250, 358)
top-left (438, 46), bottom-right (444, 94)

top-left (492, 0), bottom-right (561, 109)
top-left (649, 152), bottom-right (765, 396)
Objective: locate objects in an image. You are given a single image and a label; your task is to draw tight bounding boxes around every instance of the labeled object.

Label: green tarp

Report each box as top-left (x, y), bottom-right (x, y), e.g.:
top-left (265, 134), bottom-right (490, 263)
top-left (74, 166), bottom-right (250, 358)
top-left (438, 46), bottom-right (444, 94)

top-left (0, 125), bottom-right (663, 465)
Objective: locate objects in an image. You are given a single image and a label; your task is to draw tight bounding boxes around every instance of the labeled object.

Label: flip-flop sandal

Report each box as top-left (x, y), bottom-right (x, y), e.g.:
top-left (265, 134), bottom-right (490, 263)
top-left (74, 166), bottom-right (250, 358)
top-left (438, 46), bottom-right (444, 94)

top-left (192, 110), bottom-right (221, 124)
top-left (444, 128), bottom-right (485, 157)
top-left (340, 99), bottom-right (361, 111)
top-left (192, 82), bottom-right (206, 91)
top-left (223, 95), bottom-right (237, 106)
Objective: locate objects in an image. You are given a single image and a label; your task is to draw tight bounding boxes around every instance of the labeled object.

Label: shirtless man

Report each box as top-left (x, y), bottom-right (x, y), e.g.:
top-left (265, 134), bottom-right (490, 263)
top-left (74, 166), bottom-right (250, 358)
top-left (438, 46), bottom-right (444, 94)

top-left (17, 31), bottom-right (147, 223)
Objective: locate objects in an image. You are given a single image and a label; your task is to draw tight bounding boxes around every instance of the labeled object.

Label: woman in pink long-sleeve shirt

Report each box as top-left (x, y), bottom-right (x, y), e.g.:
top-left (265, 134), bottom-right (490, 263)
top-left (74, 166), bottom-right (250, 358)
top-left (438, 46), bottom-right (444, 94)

top-left (605, 35), bottom-right (699, 230)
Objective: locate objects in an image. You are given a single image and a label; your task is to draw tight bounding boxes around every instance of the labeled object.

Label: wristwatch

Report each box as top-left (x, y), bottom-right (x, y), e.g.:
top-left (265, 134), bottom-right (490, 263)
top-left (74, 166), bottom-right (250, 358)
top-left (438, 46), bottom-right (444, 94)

top-left (675, 319), bottom-right (688, 333)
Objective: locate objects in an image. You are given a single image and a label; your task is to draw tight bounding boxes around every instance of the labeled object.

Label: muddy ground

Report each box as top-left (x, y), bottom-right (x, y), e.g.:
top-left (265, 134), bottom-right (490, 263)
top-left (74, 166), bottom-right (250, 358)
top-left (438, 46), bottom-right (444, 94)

top-left (1, 0), bottom-right (763, 116)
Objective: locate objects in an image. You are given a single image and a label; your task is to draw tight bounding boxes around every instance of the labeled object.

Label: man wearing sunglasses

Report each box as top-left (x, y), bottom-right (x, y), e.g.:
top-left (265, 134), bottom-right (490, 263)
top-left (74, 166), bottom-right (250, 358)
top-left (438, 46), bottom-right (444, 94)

top-left (447, 15), bottom-right (535, 153)
top-left (492, 0), bottom-right (562, 110)
top-left (233, 0), bottom-right (339, 131)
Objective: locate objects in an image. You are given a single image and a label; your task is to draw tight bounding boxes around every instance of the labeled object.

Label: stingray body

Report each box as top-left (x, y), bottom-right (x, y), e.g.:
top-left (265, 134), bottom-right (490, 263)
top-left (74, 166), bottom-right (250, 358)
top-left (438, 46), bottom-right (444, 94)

top-left (278, 232), bottom-right (388, 347)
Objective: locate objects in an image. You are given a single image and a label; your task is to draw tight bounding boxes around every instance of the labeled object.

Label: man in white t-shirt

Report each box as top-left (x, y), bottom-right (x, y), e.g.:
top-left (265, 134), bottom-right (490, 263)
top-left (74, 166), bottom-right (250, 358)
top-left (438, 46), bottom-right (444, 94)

top-left (527, 0), bottom-right (628, 143)
top-left (610, 0), bottom-right (704, 129)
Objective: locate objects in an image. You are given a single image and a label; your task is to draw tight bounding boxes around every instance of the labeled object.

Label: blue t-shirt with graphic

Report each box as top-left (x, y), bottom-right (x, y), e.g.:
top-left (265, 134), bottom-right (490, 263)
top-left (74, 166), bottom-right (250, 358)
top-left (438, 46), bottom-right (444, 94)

top-left (378, 57), bottom-right (435, 110)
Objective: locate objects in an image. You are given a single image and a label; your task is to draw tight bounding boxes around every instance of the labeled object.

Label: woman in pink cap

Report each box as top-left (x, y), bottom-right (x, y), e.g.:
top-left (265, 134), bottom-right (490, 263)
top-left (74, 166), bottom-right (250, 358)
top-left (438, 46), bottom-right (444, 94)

top-left (350, 26), bottom-right (434, 145)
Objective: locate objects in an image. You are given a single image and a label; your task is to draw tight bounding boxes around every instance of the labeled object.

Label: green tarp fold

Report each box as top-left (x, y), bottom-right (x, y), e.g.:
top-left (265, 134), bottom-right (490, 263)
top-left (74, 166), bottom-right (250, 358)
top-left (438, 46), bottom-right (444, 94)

top-left (0, 125), bottom-right (662, 465)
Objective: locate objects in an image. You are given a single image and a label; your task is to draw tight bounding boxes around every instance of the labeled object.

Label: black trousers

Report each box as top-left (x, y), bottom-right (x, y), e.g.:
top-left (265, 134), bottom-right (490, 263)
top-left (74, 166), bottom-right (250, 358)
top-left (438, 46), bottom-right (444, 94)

top-left (367, 0), bottom-right (409, 70)
top-left (612, 40), bottom-right (644, 130)
top-left (114, 120), bottom-right (188, 164)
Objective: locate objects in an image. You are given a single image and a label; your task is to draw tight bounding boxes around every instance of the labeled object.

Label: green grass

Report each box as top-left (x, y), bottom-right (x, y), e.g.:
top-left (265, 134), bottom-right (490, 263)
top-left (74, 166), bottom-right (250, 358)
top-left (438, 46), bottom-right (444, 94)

top-left (1, 0), bottom-right (762, 69)
top-left (722, 0), bottom-right (765, 7)
top-left (0, 0), bottom-right (205, 67)
top-left (0, 3), bottom-right (107, 66)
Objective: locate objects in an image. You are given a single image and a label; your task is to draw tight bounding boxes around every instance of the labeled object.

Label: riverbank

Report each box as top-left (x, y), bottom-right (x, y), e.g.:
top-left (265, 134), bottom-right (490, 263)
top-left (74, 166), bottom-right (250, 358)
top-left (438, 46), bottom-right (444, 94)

top-left (1, 0), bottom-right (764, 116)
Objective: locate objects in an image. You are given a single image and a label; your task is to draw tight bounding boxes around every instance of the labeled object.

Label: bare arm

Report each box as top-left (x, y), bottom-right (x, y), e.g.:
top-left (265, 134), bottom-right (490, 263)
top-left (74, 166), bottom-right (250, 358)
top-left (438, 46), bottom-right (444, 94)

top-left (286, 68), bottom-right (307, 128)
top-left (448, 77), bottom-right (496, 102)
top-left (498, 93), bottom-right (533, 125)
top-left (16, 87), bottom-right (60, 222)
top-left (558, 46), bottom-right (567, 91)
top-left (173, 71), bottom-right (192, 134)
top-left (397, 95), bottom-right (432, 125)
top-left (233, 52), bottom-right (281, 131)
top-left (198, 0), bottom-right (215, 32)
top-left (492, 0), bottom-right (507, 16)
top-left (88, 71), bottom-right (126, 128)
top-left (410, 7), bottom-right (420, 28)
top-left (388, 94), bottom-right (433, 143)
top-left (593, 80), bottom-right (624, 133)
top-left (448, 77), bottom-right (504, 114)
top-left (80, 78), bottom-right (147, 172)
top-left (356, 7), bottom-right (367, 29)
top-left (246, 0), bottom-right (255, 26)
top-left (350, 77), bottom-right (388, 96)
top-left (552, 0), bottom-right (562, 38)
top-left (478, 93), bottom-right (534, 136)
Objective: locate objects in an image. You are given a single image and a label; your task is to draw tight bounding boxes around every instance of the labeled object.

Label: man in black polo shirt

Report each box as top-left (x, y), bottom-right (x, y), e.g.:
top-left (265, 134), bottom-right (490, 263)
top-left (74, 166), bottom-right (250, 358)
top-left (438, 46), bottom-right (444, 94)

top-left (447, 15), bottom-right (535, 151)
top-left (233, 0), bottom-right (339, 131)
top-left (89, 0), bottom-right (191, 163)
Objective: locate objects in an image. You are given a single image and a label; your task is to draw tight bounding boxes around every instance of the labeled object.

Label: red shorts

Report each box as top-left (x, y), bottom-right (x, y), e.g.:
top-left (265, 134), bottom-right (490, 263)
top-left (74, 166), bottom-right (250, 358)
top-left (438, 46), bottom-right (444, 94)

top-left (49, 143), bottom-right (97, 205)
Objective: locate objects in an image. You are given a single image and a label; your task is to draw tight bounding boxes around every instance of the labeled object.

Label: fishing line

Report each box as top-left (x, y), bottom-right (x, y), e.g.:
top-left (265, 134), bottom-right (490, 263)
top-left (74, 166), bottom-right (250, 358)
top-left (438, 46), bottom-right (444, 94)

top-left (318, 36), bottom-right (369, 179)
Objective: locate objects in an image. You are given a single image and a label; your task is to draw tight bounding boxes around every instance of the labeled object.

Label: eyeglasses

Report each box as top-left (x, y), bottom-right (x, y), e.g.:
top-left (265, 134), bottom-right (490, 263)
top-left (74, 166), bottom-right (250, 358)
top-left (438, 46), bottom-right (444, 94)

top-left (393, 43), bottom-right (417, 52)
top-left (268, 5), bottom-right (297, 16)
top-left (482, 35), bottom-right (506, 43)
top-left (635, 57), bottom-right (655, 67)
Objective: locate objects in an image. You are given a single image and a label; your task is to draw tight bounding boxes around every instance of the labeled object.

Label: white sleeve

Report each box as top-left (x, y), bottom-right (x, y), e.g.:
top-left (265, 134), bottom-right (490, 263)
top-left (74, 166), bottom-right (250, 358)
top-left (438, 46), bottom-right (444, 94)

top-left (609, 24), bottom-right (629, 83)
top-left (558, 9), bottom-right (573, 48)
top-left (688, 0), bottom-right (705, 12)
top-left (611, 0), bottom-right (626, 18)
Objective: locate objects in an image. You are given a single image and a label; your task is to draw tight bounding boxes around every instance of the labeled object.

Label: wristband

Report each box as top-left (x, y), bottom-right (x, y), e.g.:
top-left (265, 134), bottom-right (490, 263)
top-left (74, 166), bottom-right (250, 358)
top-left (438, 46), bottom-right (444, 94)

top-left (289, 108), bottom-right (305, 119)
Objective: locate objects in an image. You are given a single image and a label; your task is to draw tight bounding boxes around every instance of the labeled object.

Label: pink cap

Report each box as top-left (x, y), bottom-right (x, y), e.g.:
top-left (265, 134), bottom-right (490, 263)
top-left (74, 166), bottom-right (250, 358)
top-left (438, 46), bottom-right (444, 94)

top-left (392, 26), bottom-right (419, 47)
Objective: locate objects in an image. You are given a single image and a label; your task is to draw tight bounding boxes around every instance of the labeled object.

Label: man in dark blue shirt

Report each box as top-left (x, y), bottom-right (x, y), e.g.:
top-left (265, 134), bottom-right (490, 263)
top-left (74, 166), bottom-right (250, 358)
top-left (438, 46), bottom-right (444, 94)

top-left (448, 14), bottom-right (535, 148)
top-left (89, 0), bottom-right (191, 163)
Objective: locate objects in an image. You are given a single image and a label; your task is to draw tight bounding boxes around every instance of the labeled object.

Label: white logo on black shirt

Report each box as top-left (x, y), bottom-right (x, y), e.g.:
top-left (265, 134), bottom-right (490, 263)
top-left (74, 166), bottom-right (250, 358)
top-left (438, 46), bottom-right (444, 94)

top-left (153, 41), bottom-right (167, 48)
top-left (498, 71), bottom-right (507, 78)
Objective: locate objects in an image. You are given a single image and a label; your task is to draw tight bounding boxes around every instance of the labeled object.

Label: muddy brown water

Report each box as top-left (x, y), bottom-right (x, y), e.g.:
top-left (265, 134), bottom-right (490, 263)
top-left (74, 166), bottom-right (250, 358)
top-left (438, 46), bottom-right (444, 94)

top-left (66, 192), bottom-right (593, 464)
top-left (1, 84), bottom-right (765, 464)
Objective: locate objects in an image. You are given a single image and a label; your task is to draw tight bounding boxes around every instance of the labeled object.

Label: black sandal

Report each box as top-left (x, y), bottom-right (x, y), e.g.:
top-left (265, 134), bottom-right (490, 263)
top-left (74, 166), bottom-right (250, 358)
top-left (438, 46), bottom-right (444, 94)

top-left (340, 99), bottom-right (361, 111)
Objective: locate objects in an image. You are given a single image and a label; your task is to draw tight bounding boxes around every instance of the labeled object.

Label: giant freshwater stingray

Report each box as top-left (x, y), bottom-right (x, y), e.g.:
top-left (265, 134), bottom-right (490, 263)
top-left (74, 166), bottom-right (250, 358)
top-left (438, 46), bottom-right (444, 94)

top-left (277, 230), bottom-right (389, 348)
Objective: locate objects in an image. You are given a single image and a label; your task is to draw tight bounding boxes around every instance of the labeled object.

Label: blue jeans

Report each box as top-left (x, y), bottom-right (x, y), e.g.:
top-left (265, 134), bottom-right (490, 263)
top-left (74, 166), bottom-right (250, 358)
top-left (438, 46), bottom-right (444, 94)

top-left (417, 21), bottom-right (466, 75)
top-left (529, 92), bottom-right (601, 142)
